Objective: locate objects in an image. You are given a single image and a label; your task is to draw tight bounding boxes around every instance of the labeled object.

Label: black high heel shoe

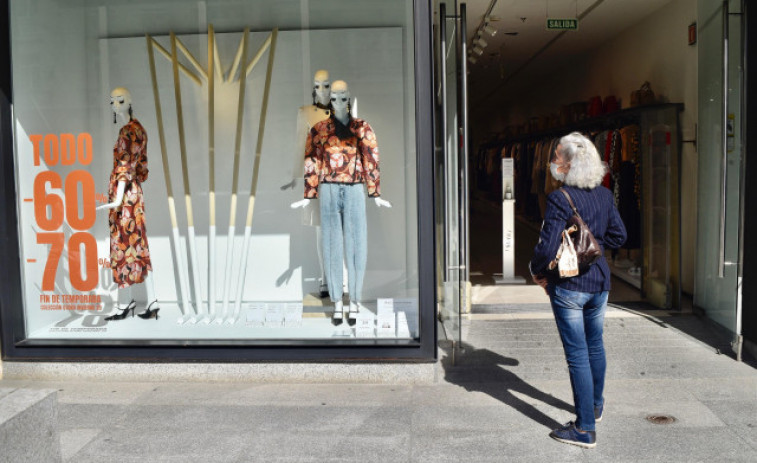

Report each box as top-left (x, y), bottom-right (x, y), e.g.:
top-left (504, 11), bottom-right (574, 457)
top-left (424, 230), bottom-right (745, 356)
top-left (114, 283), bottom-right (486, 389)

top-left (105, 300), bottom-right (136, 321)
top-left (138, 300), bottom-right (160, 320)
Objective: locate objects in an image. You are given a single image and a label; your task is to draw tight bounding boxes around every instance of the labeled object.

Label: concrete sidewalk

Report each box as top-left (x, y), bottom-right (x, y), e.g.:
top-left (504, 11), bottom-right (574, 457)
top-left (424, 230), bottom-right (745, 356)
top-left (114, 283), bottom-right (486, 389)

top-left (1, 307), bottom-right (756, 462)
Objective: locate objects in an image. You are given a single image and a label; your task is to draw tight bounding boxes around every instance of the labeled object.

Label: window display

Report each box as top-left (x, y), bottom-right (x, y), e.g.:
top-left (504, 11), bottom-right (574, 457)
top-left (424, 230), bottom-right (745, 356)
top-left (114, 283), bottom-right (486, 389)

top-left (9, 0), bottom-right (421, 344)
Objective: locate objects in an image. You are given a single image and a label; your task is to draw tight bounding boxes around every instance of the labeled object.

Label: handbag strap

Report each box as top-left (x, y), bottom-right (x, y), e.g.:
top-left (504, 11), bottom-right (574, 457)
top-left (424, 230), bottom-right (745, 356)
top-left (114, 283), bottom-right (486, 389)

top-left (558, 188), bottom-right (582, 219)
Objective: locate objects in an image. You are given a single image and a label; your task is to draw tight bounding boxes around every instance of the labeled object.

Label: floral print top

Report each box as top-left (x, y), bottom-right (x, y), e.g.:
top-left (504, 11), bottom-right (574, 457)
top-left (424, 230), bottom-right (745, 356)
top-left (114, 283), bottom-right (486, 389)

top-left (304, 116), bottom-right (381, 198)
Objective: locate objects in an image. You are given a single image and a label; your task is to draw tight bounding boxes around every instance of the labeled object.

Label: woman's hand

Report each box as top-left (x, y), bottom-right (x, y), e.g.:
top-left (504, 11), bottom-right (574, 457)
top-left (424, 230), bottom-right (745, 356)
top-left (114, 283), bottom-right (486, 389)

top-left (532, 274), bottom-right (549, 294)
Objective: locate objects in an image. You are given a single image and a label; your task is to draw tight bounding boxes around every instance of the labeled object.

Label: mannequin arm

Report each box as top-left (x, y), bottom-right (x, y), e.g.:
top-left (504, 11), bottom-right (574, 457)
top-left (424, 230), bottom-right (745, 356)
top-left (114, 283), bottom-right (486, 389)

top-left (291, 198), bottom-right (311, 209)
top-left (96, 181), bottom-right (126, 211)
top-left (374, 197), bottom-right (392, 208)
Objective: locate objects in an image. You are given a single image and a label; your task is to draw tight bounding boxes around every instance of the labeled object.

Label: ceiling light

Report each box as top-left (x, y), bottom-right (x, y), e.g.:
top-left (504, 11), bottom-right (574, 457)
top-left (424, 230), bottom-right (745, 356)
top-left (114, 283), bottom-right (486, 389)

top-left (484, 24), bottom-right (498, 36)
top-left (472, 46), bottom-right (484, 56)
top-left (468, 56), bottom-right (478, 64)
top-left (475, 37), bottom-right (488, 48)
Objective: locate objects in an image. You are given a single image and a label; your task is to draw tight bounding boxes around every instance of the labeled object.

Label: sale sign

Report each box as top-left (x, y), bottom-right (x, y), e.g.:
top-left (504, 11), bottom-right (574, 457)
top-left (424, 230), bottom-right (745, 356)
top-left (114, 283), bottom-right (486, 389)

top-left (29, 133), bottom-right (102, 311)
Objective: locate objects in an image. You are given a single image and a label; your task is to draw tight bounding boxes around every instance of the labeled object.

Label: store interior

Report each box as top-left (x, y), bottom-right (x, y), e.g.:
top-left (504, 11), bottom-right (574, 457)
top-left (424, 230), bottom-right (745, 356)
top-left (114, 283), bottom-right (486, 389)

top-left (462, 0), bottom-right (697, 309)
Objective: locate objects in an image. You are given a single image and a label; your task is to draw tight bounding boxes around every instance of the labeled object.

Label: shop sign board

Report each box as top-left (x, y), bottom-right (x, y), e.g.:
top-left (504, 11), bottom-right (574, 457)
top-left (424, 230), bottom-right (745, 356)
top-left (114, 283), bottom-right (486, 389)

top-left (546, 18), bottom-right (579, 30)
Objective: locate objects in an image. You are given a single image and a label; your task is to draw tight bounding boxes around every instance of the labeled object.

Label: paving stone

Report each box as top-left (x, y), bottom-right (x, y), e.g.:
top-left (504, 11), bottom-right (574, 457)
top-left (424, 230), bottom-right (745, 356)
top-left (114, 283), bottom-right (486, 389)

top-left (0, 388), bottom-right (62, 463)
top-left (57, 403), bottom-right (129, 430)
top-left (73, 427), bottom-right (249, 461)
top-left (118, 405), bottom-right (262, 431)
top-left (238, 431), bottom-right (411, 463)
top-left (580, 426), bottom-right (757, 462)
top-left (60, 428), bottom-right (102, 462)
top-left (410, 430), bottom-right (584, 463)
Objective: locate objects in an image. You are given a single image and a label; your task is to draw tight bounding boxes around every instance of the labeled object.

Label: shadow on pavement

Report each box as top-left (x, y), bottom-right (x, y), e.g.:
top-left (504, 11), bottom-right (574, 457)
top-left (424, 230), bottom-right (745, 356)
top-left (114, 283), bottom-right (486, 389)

top-left (441, 342), bottom-right (574, 430)
top-left (610, 303), bottom-right (757, 367)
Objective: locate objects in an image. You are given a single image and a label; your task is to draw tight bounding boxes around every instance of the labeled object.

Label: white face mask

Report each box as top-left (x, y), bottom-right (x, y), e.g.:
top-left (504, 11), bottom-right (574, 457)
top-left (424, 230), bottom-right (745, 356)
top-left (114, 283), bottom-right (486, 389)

top-left (550, 162), bottom-right (566, 182)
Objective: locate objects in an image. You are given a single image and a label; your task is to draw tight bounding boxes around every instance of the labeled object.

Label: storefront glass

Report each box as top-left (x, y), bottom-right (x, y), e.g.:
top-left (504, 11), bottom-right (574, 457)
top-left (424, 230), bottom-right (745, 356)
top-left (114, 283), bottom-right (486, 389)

top-left (9, 0), bottom-right (422, 344)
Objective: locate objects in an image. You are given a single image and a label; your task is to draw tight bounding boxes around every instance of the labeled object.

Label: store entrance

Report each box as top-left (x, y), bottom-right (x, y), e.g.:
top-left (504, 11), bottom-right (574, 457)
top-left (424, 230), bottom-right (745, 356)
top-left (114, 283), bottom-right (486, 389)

top-left (465, 0), bottom-right (696, 311)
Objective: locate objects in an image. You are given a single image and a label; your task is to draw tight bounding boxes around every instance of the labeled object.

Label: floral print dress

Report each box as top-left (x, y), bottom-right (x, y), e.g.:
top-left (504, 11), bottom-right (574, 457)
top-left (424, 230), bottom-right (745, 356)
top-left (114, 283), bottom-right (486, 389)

top-left (109, 119), bottom-right (152, 288)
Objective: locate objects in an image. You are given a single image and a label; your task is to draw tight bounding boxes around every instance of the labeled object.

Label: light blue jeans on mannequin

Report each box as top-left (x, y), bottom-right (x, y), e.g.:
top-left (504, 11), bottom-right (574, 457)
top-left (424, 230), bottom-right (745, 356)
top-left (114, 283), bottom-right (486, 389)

top-left (319, 183), bottom-right (367, 303)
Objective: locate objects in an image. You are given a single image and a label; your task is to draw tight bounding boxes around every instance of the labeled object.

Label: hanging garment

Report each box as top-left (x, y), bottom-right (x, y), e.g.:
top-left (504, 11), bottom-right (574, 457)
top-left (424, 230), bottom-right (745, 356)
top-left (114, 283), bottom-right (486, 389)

top-left (594, 131), bottom-right (609, 188)
top-left (304, 115), bottom-right (381, 199)
top-left (544, 138), bottom-right (562, 195)
top-left (618, 159), bottom-right (641, 249)
top-left (108, 119), bottom-right (152, 288)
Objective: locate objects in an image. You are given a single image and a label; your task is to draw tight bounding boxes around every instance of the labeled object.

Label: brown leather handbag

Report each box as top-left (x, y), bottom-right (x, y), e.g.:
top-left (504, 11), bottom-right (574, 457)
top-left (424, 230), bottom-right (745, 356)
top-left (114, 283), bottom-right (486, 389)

top-left (548, 188), bottom-right (602, 275)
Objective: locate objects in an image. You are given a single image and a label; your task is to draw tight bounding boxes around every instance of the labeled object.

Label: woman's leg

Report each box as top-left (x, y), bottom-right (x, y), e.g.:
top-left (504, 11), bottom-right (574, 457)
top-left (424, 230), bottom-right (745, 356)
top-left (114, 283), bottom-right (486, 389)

top-left (550, 286), bottom-right (595, 431)
top-left (583, 291), bottom-right (609, 410)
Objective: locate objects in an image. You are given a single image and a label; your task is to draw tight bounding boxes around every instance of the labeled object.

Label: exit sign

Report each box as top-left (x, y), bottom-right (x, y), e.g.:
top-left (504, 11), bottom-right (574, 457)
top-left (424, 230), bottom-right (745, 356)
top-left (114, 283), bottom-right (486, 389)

top-left (546, 18), bottom-right (579, 30)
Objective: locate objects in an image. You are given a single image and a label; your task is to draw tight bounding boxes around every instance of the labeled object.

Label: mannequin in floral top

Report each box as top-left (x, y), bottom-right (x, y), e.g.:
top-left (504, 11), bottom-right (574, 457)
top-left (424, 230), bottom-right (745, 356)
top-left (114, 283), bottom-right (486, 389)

top-left (291, 80), bottom-right (391, 326)
top-left (96, 87), bottom-right (159, 321)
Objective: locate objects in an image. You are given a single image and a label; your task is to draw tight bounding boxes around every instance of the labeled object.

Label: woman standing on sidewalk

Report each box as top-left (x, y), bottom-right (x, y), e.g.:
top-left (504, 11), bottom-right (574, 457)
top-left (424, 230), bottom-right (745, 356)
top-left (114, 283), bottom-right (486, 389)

top-left (530, 132), bottom-right (627, 448)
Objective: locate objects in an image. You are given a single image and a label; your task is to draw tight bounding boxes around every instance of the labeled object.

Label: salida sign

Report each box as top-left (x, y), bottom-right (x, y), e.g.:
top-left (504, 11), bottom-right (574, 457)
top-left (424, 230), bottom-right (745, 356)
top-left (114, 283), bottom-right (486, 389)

top-left (546, 18), bottom-right (579, 30)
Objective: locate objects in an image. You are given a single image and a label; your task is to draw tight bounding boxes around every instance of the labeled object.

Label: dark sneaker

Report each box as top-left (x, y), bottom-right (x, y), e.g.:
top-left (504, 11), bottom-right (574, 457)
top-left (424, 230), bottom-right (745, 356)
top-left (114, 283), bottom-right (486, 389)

top-left (595, 401), bottom-right (604, 423)
top-left (549, 422), bottom-right (596, 449)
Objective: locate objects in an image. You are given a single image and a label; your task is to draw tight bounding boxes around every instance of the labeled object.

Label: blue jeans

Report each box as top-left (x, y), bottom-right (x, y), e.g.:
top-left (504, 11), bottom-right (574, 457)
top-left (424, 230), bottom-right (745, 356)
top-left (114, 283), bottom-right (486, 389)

top-left (319, 183), bottom-right (367, 303)
top-left (549, 285), bottom-right (608, 432)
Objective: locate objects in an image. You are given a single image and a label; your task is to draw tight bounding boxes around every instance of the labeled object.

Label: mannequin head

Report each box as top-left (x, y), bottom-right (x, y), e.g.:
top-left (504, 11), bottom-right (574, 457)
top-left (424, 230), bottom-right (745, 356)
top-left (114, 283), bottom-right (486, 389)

top-left (330, 80), bottom-right (351, 121)
top-left (110, 87), bottom-right (133, 124)
top-left (312, 70), bottom-right (330, 106)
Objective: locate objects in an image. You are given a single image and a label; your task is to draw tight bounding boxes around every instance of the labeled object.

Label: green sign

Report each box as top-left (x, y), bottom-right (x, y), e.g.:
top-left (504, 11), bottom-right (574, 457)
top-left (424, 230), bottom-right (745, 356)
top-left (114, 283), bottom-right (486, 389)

top-left (546, 18), bottom-right (579, 30)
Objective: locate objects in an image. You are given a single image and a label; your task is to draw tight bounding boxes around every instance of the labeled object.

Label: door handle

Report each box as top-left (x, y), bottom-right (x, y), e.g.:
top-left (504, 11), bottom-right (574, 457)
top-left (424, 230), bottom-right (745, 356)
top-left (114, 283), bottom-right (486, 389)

top-left (718, 0), bottom-right (729, 278)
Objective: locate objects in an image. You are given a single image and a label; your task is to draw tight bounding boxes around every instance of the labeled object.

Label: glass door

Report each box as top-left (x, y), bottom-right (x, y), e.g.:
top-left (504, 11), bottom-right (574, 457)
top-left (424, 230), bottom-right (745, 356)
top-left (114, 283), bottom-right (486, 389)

top-left (434, 0), bottom-right (468, 347)
top-left (695, 0), bottom-right (746, 357)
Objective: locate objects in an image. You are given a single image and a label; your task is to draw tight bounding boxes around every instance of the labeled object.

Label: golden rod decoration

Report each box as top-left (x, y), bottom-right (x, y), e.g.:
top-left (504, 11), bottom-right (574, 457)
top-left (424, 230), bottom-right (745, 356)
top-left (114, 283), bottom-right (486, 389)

top-left (233, 28), bottom-right (278, 316)
top-left (151, 38), bottom-right (202, 86)
top-left (220, 27), bottom-right (250, 317)
top-left (213, 32), bottom-right (223, 79)
top-left (208, 24), bottom-right (217, 316)
top-left (171, 31), bottom-right (205, 316)
top-left (244, 34), bottom-right (273, 78)
top-left (226, 32), bottom-right (246, 83)
top-left (247, 28), bottom-right (278, 217)
top-left (146, 33), bottom-right (192, 318)
top-left (175, 36), bottom-right (209, 81)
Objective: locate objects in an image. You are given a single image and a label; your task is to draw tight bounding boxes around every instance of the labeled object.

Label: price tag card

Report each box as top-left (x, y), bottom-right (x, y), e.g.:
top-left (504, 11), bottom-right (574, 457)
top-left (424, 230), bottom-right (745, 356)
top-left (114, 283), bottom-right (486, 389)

top-left (376, 298), bottom-right (394, 316)
top-left (377, 313), bottom-right (396, 338)
top-left (393, 298), bottom-right (419, 337)
top-left (396, 311), bottom-right (412, 338)
top-left (355, 313), bottom-right (375, 338)
top-left (245, 303), bottom-right (266, 327)
top-left (265, 303), bottom-right (284, 327)
top-left (283, 302), bottom-right (303, 327)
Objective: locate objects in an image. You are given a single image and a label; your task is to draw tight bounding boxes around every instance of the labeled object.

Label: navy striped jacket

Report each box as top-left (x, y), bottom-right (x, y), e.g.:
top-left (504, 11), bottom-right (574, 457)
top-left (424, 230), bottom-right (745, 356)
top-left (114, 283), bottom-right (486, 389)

top-left (530, 185), bottom-right (627, 292)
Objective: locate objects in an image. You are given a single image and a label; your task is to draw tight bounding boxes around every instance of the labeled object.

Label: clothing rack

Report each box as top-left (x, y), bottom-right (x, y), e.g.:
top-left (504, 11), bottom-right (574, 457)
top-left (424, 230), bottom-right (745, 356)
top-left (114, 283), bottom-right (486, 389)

top-left (501, 103), bottom-right (684, 143)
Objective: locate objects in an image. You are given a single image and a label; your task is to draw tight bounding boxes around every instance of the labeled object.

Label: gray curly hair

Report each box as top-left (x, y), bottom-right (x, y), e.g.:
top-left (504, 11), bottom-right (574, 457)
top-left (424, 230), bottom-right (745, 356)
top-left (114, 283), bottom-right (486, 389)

top-left (559, 132), bottom-right (608, 189)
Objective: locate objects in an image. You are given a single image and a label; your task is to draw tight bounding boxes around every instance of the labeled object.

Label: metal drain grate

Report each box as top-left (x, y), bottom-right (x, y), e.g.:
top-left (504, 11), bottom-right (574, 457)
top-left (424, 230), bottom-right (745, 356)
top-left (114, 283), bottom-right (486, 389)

top-left (646, 415), bottom-right (677, 424)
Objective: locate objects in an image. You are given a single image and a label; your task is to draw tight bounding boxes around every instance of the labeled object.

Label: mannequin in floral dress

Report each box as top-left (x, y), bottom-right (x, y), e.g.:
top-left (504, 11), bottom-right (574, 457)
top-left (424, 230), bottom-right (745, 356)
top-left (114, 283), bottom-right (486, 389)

top-left (96, 87), bottom-right (159, 321)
